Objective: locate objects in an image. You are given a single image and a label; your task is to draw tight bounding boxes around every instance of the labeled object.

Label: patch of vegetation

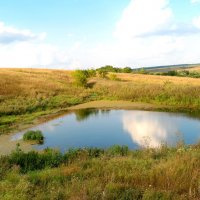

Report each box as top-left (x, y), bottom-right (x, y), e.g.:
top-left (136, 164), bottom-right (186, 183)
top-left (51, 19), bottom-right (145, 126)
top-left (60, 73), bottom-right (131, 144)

top-left (23, 130), bottom-right (44, 144)
top-left (97, 68), bottom-right (108, 78)
top-left (146, 69), bottom-right (200, 78)
top-left (0, 144), bottom-right (200, 199)
top-left (97, 65), bottom-right (133, 73)
top-left (72, 70), bottom-right (89, 87)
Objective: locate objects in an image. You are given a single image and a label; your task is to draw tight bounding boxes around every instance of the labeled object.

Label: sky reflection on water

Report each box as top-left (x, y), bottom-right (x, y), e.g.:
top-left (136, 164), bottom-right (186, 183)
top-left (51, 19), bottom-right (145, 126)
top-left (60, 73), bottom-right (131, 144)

top-left (12, 109), bottom-right (200, 151)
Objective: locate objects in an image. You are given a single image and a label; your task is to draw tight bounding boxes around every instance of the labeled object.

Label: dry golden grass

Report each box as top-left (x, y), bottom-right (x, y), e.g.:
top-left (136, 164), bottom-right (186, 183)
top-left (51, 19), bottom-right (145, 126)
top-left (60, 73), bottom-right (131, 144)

top-left (187, 66), bottom-right (200, 72)
top-left (117, 72), bottom-right (200, 86)
top-left (1, 68), bottom-right (200, 134)
top-left (0, 68), bottom-right (72, 97)
top-left (1, 68), bottom-right (200, 98)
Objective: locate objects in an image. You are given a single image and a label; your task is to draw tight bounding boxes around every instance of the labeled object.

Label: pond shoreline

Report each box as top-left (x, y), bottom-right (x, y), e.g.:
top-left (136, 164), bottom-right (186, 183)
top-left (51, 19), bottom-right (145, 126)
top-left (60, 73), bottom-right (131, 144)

top-left (0, 100), bottom-right (200, 155)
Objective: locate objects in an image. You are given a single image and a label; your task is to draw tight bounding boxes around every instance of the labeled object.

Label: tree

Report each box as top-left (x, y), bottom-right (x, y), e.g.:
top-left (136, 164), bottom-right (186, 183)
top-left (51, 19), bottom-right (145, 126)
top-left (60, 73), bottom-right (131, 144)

top-left (122, 67), bottom-right (132, 73)
top-left (98, 69), bottom-right (108, 78)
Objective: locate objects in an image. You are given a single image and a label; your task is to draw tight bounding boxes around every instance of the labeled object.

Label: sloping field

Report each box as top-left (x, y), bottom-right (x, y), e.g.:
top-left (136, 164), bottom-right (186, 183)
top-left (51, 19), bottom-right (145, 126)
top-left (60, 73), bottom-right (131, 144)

top-left (1, 68), bottom-right (200, 134)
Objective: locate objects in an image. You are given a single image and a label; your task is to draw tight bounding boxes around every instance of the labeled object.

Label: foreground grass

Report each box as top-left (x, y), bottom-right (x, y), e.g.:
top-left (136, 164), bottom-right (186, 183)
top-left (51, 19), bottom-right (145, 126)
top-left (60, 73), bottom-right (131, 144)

top-left (0, 145), bottom-right (200, 200)
top-left (1, 68), bottom-right (200, 134)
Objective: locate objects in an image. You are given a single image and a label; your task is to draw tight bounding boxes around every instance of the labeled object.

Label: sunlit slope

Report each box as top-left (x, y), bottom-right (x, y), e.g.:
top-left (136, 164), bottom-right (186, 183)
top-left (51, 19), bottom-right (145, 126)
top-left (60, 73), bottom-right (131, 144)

top-left (1, 68), bottom-right (200, 134)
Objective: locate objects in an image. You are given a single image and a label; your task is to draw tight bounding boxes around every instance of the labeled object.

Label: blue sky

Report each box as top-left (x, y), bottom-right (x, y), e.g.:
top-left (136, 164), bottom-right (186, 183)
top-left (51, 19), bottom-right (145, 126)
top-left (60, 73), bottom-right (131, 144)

top-left (0, 0), bottom-right (129, 46)
top-left (0, 0), bottom-right (200, 68)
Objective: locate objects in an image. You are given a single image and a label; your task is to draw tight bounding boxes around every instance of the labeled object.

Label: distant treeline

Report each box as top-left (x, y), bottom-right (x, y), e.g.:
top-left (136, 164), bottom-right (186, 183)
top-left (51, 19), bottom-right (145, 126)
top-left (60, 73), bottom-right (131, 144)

top-left (96, 65), bottom-right (132, 73)
top-left (131, 67), bottom-right (200, 78)
top-left (150, 70), bottom-right (200, 78)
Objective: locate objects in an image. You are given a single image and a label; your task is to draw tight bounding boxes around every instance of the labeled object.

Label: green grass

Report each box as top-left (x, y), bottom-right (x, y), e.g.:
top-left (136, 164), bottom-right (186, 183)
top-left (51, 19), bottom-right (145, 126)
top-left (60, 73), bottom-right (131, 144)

top-left (23, 130), bottom-right (44, 144)
top-left (0, 144), bottom-right (200, 199)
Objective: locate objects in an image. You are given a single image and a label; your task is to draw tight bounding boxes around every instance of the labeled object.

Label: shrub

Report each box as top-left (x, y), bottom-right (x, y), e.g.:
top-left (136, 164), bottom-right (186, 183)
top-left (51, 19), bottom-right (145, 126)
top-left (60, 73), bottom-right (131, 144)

top-left (121, 67), bottom-right (132, 73)
top-left (23, 130), bottom-right (44, 144)
top-left (72, 70), bottom-right (88, 87)
top-left (166, 70), bottom-right (177, 76)
top-left (97, 69), bottom-right (108, 78)
top-left (86, 69), bottom-right (96, 77)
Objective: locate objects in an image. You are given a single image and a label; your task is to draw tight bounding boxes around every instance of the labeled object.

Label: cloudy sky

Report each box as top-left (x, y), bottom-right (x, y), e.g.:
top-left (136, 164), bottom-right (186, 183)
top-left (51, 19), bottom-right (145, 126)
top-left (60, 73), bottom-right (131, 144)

top-left (0, 0), bottom-right (200, 69)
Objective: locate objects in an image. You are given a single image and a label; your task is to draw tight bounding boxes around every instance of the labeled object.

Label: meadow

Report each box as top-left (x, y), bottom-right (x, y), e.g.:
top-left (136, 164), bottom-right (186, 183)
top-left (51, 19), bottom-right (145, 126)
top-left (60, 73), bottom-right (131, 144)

top-left (1, 68), bottom-right (200, 134)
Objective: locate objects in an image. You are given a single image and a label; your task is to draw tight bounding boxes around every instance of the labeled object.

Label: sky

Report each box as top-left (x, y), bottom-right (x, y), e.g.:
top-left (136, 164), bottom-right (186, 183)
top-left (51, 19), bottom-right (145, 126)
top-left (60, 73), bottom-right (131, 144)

top-left (0, 0), bottom-right (200, 69)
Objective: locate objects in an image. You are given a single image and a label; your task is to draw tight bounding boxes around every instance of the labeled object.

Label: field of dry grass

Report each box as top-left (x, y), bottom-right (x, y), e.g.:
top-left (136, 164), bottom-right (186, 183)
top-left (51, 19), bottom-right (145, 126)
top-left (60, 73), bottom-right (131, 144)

top-left (1, 68), bottom-right (200, 134)
top-left (187, 66), bottom-right (200, 72)
top-left (0, 68), bottom-right (71, 97)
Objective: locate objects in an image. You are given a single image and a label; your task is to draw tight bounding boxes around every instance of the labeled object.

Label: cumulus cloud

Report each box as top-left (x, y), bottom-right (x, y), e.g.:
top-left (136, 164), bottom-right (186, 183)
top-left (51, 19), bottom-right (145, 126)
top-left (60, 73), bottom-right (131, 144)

top-left (0, 21), bottom-right (74, 68)
top-left (83, 0), bottom-right (200, 68)
top-left (0, 22), bottom-right (46, 44)
top-left (114, 0), bottom-right (173, 39)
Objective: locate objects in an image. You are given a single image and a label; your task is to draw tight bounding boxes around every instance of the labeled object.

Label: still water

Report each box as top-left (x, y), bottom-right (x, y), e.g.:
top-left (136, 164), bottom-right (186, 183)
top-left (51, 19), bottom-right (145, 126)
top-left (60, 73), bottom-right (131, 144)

top-left (13, 109), bottom-right (200, 151)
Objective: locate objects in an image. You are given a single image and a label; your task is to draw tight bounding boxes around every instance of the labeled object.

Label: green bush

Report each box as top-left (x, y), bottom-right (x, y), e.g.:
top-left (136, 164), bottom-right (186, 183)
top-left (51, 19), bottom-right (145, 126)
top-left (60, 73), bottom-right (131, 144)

top-left (23, 130), bottom-right (44, 144)
top-left (97, 69), bottom-right (108, 78)
top-left (86, 69), bottom-right (96, 77)
top-left (72, 70), bottom-right (88, 87)
top-left (121, 67), bottom-right (132, 73)
top-left (96, 65), bottom-right (133, 73)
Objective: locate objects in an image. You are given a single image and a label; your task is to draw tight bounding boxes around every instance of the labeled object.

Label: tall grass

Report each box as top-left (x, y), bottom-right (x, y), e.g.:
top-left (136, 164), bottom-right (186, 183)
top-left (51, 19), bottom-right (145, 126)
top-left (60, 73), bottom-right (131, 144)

top-left (0, 144), bottom-right (200, 199)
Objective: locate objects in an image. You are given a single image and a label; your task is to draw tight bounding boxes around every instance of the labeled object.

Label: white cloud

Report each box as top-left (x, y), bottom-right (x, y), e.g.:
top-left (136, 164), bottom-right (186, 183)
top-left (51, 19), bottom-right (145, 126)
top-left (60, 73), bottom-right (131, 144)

top-left (0, 22), bottom-right (46, 44)
top-left (191, 0), bottom-right (200, 4)
top-left (193, 16), bottom-right (200, 29)
top-left (0, 21), bottom-right (74, 68)
top-left (0, 42), bottom-right (69, 68)
top-left (114, 0), bottom-right (173, 39)
top-left (81, 0), bottom-right (200, 68)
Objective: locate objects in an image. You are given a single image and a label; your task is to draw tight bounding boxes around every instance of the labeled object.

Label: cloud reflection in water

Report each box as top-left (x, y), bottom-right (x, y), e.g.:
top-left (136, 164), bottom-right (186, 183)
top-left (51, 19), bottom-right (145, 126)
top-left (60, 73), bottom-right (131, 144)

top-left (122, 111), bottom-right (180, 148)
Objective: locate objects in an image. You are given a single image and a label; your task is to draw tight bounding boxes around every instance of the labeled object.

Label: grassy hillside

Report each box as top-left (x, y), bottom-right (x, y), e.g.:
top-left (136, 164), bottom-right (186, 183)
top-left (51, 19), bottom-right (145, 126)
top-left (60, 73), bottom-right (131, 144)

top-left (1, 68), bottom-right (200, 134)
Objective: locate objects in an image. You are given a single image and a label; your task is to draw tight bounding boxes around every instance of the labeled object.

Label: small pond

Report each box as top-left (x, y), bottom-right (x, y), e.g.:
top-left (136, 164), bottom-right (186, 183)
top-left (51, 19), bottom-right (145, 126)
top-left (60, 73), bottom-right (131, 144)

top-left (12, 109), bottom-right (200, 151)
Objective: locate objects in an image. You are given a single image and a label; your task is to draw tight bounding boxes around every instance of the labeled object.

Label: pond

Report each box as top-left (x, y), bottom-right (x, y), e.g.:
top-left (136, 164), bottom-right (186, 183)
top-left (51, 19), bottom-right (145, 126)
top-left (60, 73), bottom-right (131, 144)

top-left (12, 109), bottom-right (200, 151)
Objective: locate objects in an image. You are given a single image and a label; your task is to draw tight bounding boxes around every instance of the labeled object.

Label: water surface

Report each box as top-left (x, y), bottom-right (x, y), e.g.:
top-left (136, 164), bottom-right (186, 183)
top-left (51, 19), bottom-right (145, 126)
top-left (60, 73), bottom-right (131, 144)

top-left (12, 109), bottom-right (200, 151)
